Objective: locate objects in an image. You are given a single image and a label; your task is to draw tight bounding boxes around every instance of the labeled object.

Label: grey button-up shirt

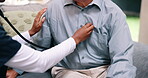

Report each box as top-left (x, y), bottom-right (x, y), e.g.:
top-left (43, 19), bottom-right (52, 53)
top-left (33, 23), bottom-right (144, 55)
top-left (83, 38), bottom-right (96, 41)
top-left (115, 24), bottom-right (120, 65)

top-left (33, 0), bottom-right (136, 77)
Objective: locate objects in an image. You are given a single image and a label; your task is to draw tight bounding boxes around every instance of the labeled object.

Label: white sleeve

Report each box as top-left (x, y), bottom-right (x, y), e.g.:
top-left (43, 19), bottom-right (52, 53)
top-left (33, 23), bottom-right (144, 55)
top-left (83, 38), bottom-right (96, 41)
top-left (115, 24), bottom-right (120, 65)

top-left (12, 31), bottom-right (31, 44)
top-left (5, 37), bottom-right (76, 73)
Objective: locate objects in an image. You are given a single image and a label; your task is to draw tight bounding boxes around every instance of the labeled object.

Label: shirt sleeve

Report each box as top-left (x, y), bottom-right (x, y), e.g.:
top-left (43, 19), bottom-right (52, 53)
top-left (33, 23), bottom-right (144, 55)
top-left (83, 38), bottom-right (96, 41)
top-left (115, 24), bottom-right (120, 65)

top-left (106, 8), bottom-right (136, 78)
top-left (12, 31), bottom-right (31, 74)
top-left (13, 68), bottom-right (24, 75)
top-left (5, 37), bottom-right (76, 73)
top-left (12, 31), bottom-right (31, 44)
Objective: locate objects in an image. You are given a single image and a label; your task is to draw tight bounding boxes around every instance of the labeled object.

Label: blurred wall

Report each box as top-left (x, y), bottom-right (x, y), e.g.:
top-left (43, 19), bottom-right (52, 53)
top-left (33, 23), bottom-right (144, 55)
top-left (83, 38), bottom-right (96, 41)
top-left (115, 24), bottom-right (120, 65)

top-left (139, 0), bottom-right (148, 44)
top-left (112, 0), bottom-right (141, 16)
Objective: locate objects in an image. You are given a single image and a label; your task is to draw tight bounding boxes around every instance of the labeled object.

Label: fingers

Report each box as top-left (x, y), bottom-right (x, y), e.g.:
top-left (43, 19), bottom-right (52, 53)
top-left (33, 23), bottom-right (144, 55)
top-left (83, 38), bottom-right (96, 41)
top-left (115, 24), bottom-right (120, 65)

top-left (35, 8), bottom-right (47, 22)
top-left (83, 24), bottom-right (94, 33)
top-left (82, 23), bottom-right (94, 34)
top-left (37, 8), bottom-right (47, 19)
top-left (87, 26), bottom-right (94, 35)
top-left (36, 8), bottom-right (47, 27)
top-left (39, 17), bottom-right (46, 27)
top-left (84, 23), bottom-right (92, 28)
top-left (79, 23), bottom-right (95, 33)
top-left (41, 17), bottom-right (46, 23)
top-left (88, 30), bottom-right (93, 35)
top-left (87, 25), bottom-right (94, 32)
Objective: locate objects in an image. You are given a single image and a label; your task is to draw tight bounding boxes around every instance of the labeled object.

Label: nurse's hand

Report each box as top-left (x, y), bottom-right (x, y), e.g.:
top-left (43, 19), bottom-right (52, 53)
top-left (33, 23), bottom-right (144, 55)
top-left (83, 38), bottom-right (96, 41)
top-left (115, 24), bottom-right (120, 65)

top-left (29, 8), bottom-right (47, 36)
top-left (72, 23), bottom-right (94, 45)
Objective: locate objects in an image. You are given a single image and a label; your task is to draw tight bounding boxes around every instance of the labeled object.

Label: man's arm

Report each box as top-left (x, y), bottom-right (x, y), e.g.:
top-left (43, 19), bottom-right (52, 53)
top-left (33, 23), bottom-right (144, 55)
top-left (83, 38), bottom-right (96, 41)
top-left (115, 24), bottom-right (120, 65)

top-left (31, 15), bottom-right (52, 50)
top-left (106, 9), bottom-right (136, 78)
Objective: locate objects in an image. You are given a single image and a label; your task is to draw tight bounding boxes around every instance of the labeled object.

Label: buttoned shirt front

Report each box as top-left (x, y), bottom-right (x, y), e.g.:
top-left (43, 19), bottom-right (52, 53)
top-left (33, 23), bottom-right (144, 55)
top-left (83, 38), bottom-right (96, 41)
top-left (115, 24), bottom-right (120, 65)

top-left (33, 0), bottom-right (136, 77)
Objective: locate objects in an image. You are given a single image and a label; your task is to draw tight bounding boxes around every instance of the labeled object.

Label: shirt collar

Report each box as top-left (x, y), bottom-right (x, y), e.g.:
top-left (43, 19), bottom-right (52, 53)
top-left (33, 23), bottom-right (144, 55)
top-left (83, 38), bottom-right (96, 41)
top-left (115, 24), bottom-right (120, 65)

top-left (64, 0), bottom-right (102, 10)
top-left (64, 0), bottom-right (75, 6)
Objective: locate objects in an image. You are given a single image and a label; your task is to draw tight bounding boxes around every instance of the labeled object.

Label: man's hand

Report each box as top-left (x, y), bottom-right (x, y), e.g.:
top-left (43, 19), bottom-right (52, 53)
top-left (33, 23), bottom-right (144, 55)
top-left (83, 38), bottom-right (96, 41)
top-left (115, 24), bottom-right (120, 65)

top-left (29, 8), bottom-right (47, 36)
top-left (72, 23), bottom-right (94, 45)
top-left (6, 69), bottom-right (18, 78)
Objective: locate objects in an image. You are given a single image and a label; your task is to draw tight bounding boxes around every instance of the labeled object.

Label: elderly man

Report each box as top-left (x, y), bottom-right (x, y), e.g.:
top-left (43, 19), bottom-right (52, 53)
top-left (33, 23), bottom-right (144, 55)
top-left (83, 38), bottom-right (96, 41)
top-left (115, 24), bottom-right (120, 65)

top-left (33, 0), bottom-right (136, 78)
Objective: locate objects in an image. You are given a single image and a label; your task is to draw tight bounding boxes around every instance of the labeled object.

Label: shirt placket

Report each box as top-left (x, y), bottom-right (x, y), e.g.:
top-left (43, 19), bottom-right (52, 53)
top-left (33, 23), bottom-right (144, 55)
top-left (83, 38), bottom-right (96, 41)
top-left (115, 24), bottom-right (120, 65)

top-left (78, 9), bottom-right (86, 29)
top-left (77, 8), bottom-right (87, 68)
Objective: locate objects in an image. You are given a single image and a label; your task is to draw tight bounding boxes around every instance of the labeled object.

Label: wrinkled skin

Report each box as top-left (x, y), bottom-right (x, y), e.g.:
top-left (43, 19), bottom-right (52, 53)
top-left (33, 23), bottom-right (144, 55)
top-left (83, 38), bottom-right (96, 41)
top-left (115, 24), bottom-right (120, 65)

top-left (73, 0), bottom-right (93, 8)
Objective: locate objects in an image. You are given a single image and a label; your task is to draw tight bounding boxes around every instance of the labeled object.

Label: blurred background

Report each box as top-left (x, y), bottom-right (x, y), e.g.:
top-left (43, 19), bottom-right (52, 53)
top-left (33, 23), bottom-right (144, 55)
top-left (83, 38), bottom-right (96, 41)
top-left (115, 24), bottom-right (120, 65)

top-left (112, 0), bottom-right (141, 42)
top-left (113, 0), bottom-right (148, 45)
top-left (0, 0), bottom-right (147, 44)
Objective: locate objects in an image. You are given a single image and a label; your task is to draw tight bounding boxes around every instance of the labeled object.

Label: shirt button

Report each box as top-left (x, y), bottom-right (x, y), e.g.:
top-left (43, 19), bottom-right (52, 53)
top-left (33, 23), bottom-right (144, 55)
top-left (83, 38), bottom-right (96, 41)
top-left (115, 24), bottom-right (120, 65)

top-left (81, 9), bottom-right (84, 11)
top-left (82, 56), bottom-right (84, 59)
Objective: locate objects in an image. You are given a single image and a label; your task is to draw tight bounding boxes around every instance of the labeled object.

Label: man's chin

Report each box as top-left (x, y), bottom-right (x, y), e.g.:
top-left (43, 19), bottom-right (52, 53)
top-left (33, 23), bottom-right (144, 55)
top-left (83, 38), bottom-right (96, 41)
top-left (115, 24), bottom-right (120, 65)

top-left (73, 0), bottom-right (85, 3)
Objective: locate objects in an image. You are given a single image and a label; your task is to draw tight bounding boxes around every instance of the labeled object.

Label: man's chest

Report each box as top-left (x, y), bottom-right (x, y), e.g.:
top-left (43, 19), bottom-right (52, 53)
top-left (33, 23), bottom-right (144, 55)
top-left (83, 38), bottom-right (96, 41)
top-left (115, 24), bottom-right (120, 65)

top-left (49, 8), bottom-right (110, 46)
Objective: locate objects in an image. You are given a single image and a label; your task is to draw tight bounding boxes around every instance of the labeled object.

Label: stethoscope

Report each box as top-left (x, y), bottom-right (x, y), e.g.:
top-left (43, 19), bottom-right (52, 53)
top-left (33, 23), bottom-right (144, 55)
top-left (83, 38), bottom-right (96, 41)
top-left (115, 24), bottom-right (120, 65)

top-left (0, 9), bottom-right (48, 49)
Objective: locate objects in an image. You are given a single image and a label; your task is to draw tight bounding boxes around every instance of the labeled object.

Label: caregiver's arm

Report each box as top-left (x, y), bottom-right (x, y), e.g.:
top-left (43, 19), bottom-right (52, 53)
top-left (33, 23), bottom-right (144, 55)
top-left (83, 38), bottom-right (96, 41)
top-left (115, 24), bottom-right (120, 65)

top-left (5, 23), bottom-right (94, 73)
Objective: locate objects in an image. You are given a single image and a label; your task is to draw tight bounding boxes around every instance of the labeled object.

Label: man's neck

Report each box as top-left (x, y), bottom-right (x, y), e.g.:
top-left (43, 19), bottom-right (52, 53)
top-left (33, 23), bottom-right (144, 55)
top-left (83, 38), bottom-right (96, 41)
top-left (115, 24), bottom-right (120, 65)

top-left (74, 0), bottom-right (93, 8)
